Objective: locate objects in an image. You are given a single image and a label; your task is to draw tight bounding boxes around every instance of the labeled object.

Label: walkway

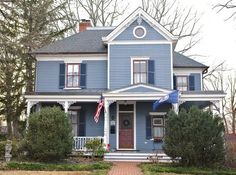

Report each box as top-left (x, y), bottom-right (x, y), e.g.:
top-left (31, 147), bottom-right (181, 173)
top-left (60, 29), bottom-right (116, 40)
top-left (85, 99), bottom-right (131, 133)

top-left (108, 162), bottom-right (143, 175)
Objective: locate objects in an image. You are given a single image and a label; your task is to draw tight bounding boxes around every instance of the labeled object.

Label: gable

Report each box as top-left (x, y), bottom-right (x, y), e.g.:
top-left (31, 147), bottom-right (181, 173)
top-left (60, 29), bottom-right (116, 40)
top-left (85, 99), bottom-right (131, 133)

top-left (114, 18), bottom-right (166, 41)
top-left (102, 7), bottom-right (178, 43)
top-left (108, 84), bottom-right (171, 94)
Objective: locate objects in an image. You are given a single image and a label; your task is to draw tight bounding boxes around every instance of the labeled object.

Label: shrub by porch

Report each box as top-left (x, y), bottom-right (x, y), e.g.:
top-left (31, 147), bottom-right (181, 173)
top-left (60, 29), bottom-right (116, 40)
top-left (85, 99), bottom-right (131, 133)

top-left (19, 107), bottom-right (73, 162)
top-left (164, 107), bottom-right (225, 167)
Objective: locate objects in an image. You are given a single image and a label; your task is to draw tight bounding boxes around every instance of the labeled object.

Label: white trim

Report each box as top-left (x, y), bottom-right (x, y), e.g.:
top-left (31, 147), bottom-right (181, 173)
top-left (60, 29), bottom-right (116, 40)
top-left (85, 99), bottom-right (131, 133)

top-left (173, 68), bottom-right (203, 74)
top-left (36, 54), bottom-right (107, 62)
top-left (133, 26), bottom-right (147, 39)
top-left (116, 101), bottom-right (136, 150)
top-left (107, 44), bottom-right (110, 89)
top-left (107, 84), bottom-right (171, 94)
top-left (130, 57), bottom-right (150, 85)
top-left (170, 43), bottom-right (173, 89)
top-left (24, 95), bottom-right (100, 102)
top-left (149, 112), bottom-right (167, 116)
top-left (102, 8), bottom-right (178, 42)
top-left (109, 40), bottom-right (172, 45)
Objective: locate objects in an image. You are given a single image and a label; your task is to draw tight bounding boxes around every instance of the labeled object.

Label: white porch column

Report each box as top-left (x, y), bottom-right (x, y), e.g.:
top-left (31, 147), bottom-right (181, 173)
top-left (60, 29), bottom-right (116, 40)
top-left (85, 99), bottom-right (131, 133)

top-left (172, 103), bottom-right (179, 114)
top-left (103, 99), bottom-right (110, 147)
top-left (64, 101), bottom-right (69, 113)
top-left (26, 101), bottom-right (38, 130)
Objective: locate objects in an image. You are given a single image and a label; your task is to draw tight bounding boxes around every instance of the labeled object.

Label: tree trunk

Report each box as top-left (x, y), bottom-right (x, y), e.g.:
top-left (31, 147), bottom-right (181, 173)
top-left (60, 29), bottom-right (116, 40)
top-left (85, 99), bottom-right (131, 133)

top-left (6, 117), bottom-right (12, 139)
top-left (13, 119), bottom-right (20, 139)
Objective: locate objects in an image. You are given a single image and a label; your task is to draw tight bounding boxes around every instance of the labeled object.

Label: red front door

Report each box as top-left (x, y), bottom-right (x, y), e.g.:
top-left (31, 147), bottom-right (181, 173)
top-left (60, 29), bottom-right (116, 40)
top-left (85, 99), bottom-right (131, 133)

top-left (119, 112), bottom-right (134, 149)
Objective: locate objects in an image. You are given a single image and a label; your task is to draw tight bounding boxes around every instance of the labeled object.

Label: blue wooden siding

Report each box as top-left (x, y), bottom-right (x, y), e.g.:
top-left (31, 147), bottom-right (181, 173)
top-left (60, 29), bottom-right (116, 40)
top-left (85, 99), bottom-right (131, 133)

top-left (80, 103), bottom-right (104, 136)
top-left (36, 60), bottom-right (107, 92)
top-left (114, 19), bottom-right (166, 40)
top-left (36, 61), bottom-right (63, 92)
top-left (108, 102), bottom-right (171, 151)
top-left (83, 60), bottom-right (107, 89)
top-left (109, 44), bottom-right (172, 89)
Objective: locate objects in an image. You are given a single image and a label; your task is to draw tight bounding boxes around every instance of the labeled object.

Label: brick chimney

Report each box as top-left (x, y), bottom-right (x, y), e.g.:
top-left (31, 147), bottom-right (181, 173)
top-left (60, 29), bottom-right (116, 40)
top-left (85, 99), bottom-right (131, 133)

top-left (77, 19), bottom-right (92, 33)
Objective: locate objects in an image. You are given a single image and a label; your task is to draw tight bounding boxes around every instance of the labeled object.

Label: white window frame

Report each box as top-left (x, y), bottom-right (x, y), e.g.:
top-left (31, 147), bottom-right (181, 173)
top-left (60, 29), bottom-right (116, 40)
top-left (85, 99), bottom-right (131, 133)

top-left (130, 57), bottom-right (149, 84)
top-left (133, 26), bottom-right (147, 39)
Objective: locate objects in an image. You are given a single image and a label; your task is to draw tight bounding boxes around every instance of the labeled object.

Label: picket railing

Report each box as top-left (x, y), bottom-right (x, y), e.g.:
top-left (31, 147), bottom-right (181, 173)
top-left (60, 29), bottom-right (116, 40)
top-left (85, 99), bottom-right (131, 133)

top-left (73, 136), bottom-right (104, 151)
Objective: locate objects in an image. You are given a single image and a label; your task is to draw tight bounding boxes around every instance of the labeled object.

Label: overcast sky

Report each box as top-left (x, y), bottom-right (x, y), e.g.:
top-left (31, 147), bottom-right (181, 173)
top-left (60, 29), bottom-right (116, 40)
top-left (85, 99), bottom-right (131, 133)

top-left (112, 0), bottom-right (236, 70)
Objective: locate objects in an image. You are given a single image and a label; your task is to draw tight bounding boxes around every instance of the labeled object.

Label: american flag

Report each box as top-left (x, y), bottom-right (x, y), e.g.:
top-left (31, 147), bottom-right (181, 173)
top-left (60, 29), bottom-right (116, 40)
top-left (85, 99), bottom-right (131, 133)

top-left (94, 96), bottom-right (104, 123)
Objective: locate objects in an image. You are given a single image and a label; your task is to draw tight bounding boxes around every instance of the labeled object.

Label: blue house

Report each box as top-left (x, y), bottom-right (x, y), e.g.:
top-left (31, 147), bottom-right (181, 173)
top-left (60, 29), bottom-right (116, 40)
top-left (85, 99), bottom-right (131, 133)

top-left (25, 8), bottom-right (225, 160)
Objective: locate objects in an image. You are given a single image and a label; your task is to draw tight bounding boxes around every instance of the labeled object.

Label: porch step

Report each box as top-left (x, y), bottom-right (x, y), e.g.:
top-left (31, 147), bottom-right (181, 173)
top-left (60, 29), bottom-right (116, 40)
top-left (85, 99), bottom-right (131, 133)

top-left (104, 152), bottom-right (173, 162)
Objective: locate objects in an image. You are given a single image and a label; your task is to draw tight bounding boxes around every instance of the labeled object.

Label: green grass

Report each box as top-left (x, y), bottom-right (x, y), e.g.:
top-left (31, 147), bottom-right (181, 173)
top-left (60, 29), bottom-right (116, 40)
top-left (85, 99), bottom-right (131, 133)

top-left (5, 161), bottom-right (112, 171)
top-left (140, 163), bottom-right (236, 175)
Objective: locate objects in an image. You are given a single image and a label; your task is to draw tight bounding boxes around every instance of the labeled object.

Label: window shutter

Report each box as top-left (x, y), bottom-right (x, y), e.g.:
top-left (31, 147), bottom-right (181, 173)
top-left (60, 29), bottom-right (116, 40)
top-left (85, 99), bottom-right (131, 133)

top-left (173, 75), bottom-right (177, 90)
top-left (148, 60), bottom-right (155, 85)
top-left (59, 63), bottom-right (65, 89)
top-left (189, 75), bottom-right (195, 91)
top-left (78, 109), bottom-right (86, 136)
top-left (146, 115), bottom-right (152, 139)
top-left (80, 63), bottom-right (86, 89)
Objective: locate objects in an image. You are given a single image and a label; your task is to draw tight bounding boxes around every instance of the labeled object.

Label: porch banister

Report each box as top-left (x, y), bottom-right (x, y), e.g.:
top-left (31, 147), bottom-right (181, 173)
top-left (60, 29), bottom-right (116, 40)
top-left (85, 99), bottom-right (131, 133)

top-left (104, 100), bottom-right (110, 147)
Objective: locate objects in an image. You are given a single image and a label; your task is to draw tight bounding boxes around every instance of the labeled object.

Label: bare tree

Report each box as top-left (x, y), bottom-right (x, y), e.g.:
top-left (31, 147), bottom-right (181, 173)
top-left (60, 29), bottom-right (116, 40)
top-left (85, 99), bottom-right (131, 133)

top-left (214, 0), bottom-right (236, 20)
top-left (142, 0), bottom-right (201, 53)
top-left (73, 0), bottom-right (128, 27)
top-left (226, 74), bottom-right (236, 134)
top-left (204, 62), bottom-right (236, 134)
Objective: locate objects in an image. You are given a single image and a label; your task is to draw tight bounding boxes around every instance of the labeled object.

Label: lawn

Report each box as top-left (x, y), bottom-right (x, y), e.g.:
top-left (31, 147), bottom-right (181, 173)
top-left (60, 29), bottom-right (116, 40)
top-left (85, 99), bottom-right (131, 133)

top-left (0, 161), bottom-right (111, 175)
top-left (140, 163), bottom-right (236, 175)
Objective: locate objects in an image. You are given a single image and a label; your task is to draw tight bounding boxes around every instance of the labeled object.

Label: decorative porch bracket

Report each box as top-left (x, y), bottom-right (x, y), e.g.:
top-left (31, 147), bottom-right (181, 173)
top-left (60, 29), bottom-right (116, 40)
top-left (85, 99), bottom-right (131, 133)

top-left (57, 101), bottom-right (76, 113)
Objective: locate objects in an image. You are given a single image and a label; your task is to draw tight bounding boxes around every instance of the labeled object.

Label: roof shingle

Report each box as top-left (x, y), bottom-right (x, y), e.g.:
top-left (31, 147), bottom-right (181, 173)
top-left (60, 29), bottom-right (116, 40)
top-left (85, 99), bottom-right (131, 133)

top-left (32, 29), bottom-right (208, 68)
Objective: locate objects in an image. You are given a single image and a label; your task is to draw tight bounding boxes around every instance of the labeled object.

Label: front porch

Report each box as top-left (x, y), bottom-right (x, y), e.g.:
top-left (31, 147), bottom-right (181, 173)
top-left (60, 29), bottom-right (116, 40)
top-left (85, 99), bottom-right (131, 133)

top-left (24, 84), bottom-right (226, 153)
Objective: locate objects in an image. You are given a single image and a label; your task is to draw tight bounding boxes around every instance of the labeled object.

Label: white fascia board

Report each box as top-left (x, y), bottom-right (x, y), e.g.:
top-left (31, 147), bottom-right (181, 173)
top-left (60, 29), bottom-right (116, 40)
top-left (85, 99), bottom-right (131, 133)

top-left (103, 8), bottom-right (178, 43)
top-left (36, 54), bottom-right (108, 62)
top-left (24, 95), bottom-right (100, 102)
top-left (173, 68), bottom-right (204, 75)
top-left (109, 40), bottom-right (172, 45)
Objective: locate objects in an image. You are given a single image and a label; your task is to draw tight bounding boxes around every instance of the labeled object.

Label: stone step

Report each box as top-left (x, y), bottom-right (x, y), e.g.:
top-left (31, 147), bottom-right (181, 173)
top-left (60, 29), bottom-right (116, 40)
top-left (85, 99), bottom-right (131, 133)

top-left (104, 152), bottom-right (173, 162)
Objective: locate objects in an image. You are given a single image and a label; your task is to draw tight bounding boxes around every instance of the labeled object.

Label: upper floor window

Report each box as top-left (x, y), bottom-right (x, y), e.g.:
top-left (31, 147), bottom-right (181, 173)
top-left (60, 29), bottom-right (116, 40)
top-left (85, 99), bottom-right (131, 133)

top-left (133, 60), bottom-right (148, 84)
top-left (176, 76), bottom-right (188, 91)
top-left (66, 63), bottom-right (80, 88)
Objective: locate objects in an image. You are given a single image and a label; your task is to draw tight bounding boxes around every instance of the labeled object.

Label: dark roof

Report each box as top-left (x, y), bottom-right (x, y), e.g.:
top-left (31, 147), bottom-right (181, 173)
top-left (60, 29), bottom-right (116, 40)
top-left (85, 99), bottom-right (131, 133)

top-left (32, 29), bottom-right (208, 69)
top-left (32, 29), bottom-right (112, 54)
top-left (173, 52), bottom-right (208, 68)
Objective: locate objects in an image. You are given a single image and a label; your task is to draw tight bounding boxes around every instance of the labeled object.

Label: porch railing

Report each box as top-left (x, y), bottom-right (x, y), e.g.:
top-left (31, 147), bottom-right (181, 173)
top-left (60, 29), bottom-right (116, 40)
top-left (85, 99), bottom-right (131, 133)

top-left (73, 136), bottom-right (104, 151)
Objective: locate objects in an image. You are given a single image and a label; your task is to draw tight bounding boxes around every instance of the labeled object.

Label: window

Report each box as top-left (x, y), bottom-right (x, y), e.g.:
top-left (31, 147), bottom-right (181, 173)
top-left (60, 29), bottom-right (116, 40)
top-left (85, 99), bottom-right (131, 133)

top-left (133, 26), bottom-right (146, 38)
top-left (176, 76), bottom-right (188, 91)
top-left (133, 60), bottom-right (148, 84)
top-left (66, 64), bottom-right (80, 88)
top-left (68, 110), bottom-right (78, 136)
top-left (152, 117), bottom-right (165, 139)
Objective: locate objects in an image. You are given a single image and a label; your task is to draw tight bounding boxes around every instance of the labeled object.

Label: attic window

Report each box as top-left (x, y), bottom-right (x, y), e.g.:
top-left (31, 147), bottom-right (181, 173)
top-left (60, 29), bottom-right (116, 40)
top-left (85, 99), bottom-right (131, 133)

top-left (133, 26), bottom-right (146, 39)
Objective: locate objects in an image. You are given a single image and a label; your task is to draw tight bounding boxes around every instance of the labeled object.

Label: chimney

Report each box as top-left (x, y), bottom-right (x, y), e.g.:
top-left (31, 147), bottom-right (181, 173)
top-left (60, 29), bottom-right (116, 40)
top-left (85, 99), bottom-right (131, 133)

top-left (77, 19), bottom-right (92, 33)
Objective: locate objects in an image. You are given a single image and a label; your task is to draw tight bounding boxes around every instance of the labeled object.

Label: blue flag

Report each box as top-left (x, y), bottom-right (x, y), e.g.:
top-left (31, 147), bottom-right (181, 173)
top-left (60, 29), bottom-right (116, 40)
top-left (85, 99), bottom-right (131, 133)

top-left (153, 90), bottom-right (179, 111)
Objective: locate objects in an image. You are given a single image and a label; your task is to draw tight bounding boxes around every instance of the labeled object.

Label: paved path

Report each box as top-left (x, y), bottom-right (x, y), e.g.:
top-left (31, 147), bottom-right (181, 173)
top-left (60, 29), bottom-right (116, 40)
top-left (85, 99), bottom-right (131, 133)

top-left (0, 171), bottom-right (89, 175)
top-left (108, 162), bottom-right (143, 175)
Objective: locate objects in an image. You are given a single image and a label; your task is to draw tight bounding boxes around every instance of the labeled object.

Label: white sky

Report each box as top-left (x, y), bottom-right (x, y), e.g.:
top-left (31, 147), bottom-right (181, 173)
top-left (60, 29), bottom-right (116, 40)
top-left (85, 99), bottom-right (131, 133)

top-left (113, 0), bottom-right (236, 70)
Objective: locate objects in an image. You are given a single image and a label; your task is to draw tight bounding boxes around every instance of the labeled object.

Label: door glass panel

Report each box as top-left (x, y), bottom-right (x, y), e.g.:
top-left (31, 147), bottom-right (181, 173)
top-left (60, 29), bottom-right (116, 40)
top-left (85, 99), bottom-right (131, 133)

top-left (119, 104), bottom-right (134, 111)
